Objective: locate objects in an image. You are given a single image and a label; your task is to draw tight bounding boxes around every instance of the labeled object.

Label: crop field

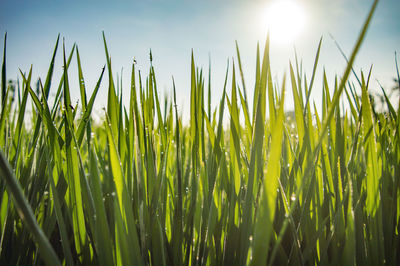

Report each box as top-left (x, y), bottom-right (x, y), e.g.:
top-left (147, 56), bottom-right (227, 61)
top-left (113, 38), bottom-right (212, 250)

top-left (0, 0), bottom-right (399, 265)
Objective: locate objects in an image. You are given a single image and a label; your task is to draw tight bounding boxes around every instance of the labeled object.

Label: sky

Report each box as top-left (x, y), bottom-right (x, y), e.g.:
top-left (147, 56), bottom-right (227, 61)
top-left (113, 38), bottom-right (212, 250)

top-left (0, 0), bottom-right (399, 121)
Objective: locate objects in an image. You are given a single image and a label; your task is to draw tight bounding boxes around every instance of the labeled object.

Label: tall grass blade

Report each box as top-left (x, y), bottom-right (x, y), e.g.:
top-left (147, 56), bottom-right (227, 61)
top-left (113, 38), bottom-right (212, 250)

top-left (252, 87), bottom-right (285, 265)
top-left (0, 152), bottom-right (61, 266)
top-left (1, 33), bottom-right (6, 107)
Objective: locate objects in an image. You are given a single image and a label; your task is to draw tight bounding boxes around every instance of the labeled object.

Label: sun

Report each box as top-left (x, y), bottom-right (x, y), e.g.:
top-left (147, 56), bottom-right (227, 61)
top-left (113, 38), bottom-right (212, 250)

top-left (264, 0), bottom-right (307, 44)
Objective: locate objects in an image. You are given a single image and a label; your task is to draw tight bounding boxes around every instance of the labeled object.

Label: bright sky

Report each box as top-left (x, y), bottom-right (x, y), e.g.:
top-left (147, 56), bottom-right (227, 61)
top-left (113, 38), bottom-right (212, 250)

top-left (0, 0), bottom-right (399, 120)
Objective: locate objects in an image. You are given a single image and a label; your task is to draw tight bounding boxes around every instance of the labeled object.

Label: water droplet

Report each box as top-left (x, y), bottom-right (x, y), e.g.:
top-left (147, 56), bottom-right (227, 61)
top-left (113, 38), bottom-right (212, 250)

top-left (290, 193), bottom-right (296, 201)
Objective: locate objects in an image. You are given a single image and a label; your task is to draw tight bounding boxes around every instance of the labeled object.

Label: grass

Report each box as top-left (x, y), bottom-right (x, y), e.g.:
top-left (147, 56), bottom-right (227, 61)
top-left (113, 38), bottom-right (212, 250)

top-left (1, 0), bottom-right (399, 265)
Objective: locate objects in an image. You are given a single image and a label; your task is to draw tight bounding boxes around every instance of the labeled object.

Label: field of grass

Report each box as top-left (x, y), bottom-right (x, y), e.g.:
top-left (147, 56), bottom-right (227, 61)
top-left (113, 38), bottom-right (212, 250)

top-left (0, 0), bottom-right (399, 265)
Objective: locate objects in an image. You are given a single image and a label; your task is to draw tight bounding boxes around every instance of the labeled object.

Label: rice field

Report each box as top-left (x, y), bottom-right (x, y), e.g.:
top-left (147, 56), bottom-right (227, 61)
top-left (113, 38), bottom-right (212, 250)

top-left (0, 0), bottom-right (399, 265)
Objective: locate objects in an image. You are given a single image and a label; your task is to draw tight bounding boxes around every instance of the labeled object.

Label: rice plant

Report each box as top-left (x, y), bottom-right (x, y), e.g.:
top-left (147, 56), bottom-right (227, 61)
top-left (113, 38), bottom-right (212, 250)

top-left (0, 0), bottom-right (399, 265)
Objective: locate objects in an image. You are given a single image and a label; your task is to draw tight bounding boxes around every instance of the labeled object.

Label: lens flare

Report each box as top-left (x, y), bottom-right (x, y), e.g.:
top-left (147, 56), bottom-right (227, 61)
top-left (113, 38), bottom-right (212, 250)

top-left (264, 0), bottom-right (307, 44)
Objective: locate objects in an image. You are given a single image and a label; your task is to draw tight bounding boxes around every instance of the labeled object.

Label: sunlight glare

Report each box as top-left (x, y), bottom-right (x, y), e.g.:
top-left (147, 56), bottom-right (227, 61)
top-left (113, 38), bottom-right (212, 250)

top-left (264, 0), bottom-right (307, 44)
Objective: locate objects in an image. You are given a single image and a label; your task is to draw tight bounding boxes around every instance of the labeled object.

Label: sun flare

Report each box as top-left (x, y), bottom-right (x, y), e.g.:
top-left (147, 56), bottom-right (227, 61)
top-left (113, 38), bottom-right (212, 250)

top-left (264, 0), bottom-right (307, 44)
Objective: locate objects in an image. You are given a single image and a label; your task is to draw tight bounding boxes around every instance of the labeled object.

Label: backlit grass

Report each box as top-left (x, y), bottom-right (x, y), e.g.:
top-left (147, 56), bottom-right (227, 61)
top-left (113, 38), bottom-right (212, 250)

top-left (1, 0), bottom-right (399, 265)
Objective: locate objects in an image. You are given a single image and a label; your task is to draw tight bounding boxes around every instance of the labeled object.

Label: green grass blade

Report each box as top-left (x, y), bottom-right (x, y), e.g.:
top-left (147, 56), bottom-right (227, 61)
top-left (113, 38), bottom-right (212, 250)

top-left (290, 62), bottom-right (306, 145)
top-left (63, 40), bottom-right (87, 257)
top-left (48, 169), bottom-right (74, 266)
top-left (50, 44), bottom-right (75, 117)
top-left (0, 84), bottom-right (10, 147)
top-left (43, 34), bottom-right (60, 99)
top-left (252, 87), bottom-right (285, 265)
top-left (235, 41), bottom-right (248, 110)
top-left (0, 152), bottom-right (61, 266)
top-left (103, 32), bottom-right (120, 144)
top-left (88, 148), bottom-right (114, 265)
top-left (240, 92), bottom-right (264, 265)
top-left (12, 66), bottom-right (31, 167)
top-left (105, 113), bottom-right (144, 265)
top-left (76, 66), bottom-right (105, 145)
top-left (315, 0), bottom-right (379, 151)
top-left (172, 78), bottom-right (183, 265)
top-left (76, 46), bottom-right (87, 111)
top-left (1, 33), bottom-right (6, 107)
top-left (377, 81), bottom-right (397, 121)
top-left (303, 37), bottom-right (322, 116)
top-left (361, 74), bottom-right (380, 215)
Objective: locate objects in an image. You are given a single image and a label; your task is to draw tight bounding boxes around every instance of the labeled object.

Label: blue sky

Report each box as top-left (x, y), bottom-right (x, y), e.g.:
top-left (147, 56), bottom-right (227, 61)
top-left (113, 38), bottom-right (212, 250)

top-left (0, 0), bottom-right (399, 119)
